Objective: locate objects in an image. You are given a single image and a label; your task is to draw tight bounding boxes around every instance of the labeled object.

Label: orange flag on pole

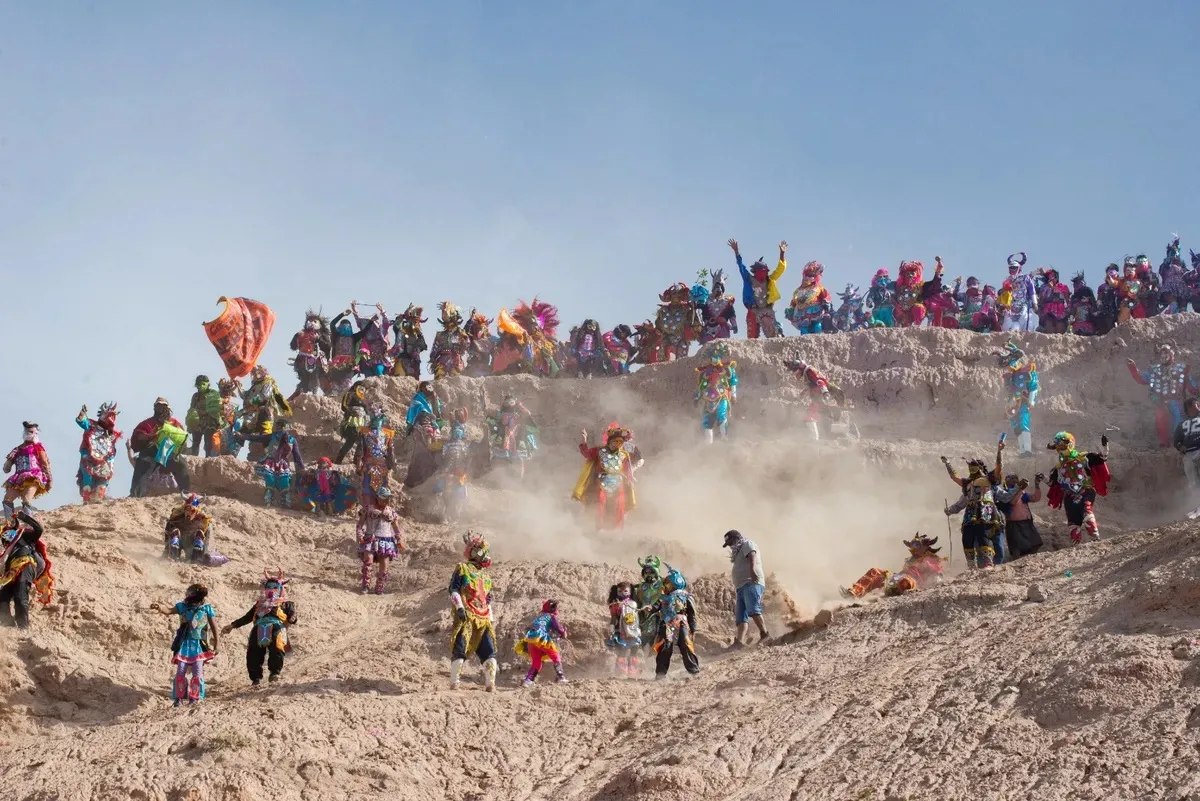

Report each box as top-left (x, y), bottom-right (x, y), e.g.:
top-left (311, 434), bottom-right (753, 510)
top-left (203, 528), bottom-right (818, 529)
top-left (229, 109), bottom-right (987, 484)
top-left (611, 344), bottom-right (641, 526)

top-left (202, 296), bottom-right (276, 379)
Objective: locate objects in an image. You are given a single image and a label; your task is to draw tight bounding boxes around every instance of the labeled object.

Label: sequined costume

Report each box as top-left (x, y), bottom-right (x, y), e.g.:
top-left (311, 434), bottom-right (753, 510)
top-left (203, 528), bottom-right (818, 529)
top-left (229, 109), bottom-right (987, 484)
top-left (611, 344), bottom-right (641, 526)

top-left (327, 311), bottom-right (360, 392)
top-left (653, 567), bottom-right (700, 678)
top-left (785, 358), bottom-right (838, 441)
top-left (335, 381), bottom-right (370, 464)
top-left (430, 302), bottom-right (470, 377)
top-left (163, 493), bottom-right (215, 563)
top-left (354, 407), bottom-right (397, 502)
top-left (1127, 343), bottom-right (1195, 447)
top-left (942, 449), bottom-right (1004, 569)
top-left (1116, 259), bottom-right (1143, 324)
top-left (213, 378), bottom-right (243, 457)
top-left (356, 486), bottom-right (404, 594)
top-left (515, 600), bottom-right (568, 686)
top-left (785, 261), bottom-right (833, 334)
top-left (242, 421), bottom-right (306, 508)
top-left (695, 342), bottom-right (738, 443)
top-left (1069, 273), bottom-right (1098, 336)
top-left (893, 261), bottom-right (927, 327)
top-left (164, 584), bottom-right (217, 705)
top-left (287, 310), bottom-right (331, 400)
top-left (352, 303), bottom-right (392, 376)
top-left (3, 423), bottom-right (52, 518)
top-left (297, 457), bottom-right (357, 515)
top-left (462, 308), bottom-right (495, 377)
top-left (698, 269), bottom-right (739, 343)
top-left (185, 375), bottom-right (224, 457)
top-left (865, 269), bottom-right (896, 327)
top-left (225, 571), bottom-right (297, 685)
top-left (240, 366), bottom-right (291, 461)
top-left (1035, 269), bottom-right (1071, 334)
top-left (731, 239), bottom-right (787, 339)
top-left (841, 534), bottom-right (945, 599)
top-left (0, 511), bottom-right (55, 628)
top-left (487, 396), bottom-right (537, 477)
top-left (1046, 432), bottom-right (1110, 544)
top-left (510, 297), bottom-right (562, 377)
top-left (996, 341), bottom-right (1039, 456)
top-left (75, 403), bottom-right (122, 504)
top-left (573, 424), bottom-right (638, 529)
top-left (655, 283), bottom-right (700, 361)
top-left (832, 284), bottom-right (868, 332)
top-left (607, 582), bottom-right (643, 676)
top-left (1001, 252), bottom-right (1038, 331)
top-left (388, 304), bottom-right (428, 379)
top-left (571, 319), bottom-right (606, 377)
top-left (449, 532), bottom-right (498, 691)
top-left (604, 325), bottom-right (638, 372)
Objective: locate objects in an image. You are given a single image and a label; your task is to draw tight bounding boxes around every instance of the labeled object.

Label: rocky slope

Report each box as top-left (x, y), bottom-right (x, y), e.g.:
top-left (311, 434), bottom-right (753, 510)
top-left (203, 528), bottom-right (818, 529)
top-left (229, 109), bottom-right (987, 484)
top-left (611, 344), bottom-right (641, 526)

top-left (3, 317), bottom-right (1200, 801)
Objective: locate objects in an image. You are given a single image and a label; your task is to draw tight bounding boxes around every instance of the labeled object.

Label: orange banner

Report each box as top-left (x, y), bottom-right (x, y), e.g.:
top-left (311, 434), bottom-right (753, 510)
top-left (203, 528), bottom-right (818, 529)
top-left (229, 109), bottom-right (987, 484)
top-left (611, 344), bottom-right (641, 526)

top-left (202, 296), bottom-right (276, 379)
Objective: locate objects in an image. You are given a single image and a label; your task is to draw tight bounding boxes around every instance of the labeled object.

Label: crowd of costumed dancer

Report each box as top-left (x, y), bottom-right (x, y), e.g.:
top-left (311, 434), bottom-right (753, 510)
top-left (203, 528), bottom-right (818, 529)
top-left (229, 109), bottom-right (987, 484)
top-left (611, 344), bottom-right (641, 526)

top-left (7, 234), bottom-right (1200, 699)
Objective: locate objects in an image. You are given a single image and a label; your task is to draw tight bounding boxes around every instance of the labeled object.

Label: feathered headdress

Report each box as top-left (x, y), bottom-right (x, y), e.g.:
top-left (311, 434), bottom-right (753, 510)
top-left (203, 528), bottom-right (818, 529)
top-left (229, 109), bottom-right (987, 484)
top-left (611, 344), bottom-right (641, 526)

top-left (438, 301), bottom-right (462, 327)
top-left (465, 307), bottom-right (494, 337)
top-left (399, 303), bottom-right (427, 324)
top-left (802, 260), bottom-right (825, 278)
top-left (512, 297), bottom-right (560, 340)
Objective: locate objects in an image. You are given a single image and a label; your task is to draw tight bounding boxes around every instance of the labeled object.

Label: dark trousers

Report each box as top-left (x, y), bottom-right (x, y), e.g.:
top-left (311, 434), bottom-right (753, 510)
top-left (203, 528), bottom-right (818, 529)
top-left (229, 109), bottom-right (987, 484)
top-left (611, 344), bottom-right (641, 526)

top-left (247, 638), bottom-right (286, 682)
top-left (654, 635), bottom-right (700, 677)
top-left (335, 438), bottom-right (356, 464)
top-left (130, 452), bottom-right (190, 497)
top-left (0, 570), bottom-right (32, 629)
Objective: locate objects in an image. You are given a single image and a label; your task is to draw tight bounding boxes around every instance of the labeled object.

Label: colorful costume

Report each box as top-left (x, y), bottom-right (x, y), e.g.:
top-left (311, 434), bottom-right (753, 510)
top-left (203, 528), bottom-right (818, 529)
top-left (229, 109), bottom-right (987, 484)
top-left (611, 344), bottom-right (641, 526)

top-left (921, 259), bottom-right (959, 328)
top-left (487, 395), bottom-right (537, 477)
top-left (3, 423), bottom-right (52, 518)
top-left (841, 534), bottom-right (945, 599)
top-left (1002, 252), bottom-right (1038, 331)
top-left (1116, 259), bottom-right (1143, 324)
top-left (571, 319), bottom-right (606, 377)
top-left (607, 582), bottom-right (642, 676)
top-left (655, 283), bottom-right (700, 361)
top-left (653, 567), bottom-right (700, 678)
top-left (1046, 432), bottom-right (1110, 544)
top-left (515, 600), bottom-right (568, 686)
top-left (573, 424), bottom-right (638, 529)
top-left (75, 403), bottom-right (121, 504)
top-left (462, 308), bottom-right (495, 377)
top-left (695, 342), bottom-right (738, 443)
top-left (893, 261), bottom-right (926, 327)
top-left (1094, 265), bottom-right (1121, 335)
top-left (240, 366), bottom-right (291, 460)
top-left (354, 406), bottom-right (396, 501)
top-left (1035, 268), bottom-right (1071, 334)
top-left (298, 457), bottom-right (357, 515)
top-left (225, 571), bottom-right (297, 685)
top-left (404, 410), bottom-right (444, 490)
top-left (287, 311), bottom-right (331, 400)
top-left (1128, 343), bottom-right (1195, 447)
top-left (996, 341), bottom-right (1039, 456)
top-left (164, 493), bottom-right (215, 563)
top-left (352, 303), bottom-right (393, 376)
top-left (356, 487), bottom-right (404, 594)
top-left (1068, 273), bottom-right (1098, 336)
top-left (327, 311), bottom-right (360, 392)
top-left (698, 269), bottom-right (739, 343)
top-left (865, 269), bottom-right (896, 327)
top-left (435, 411), bottom-right (472, 522)
top-left (0, 511), bottom-right (55, 628)
top-left (511, 297), bottom-right (562, 377)
top-left (732, 240), bottom-right (786, 339)
top-left (449, 531), bottom-right (497, 691)
top-left (786, 358), bottom-right (836, 440)
top-left (167, 584), bottom-right (216, 706)
top-left (942, 451), bottom-right (1004, 569)
top-left (430, 302), bottom-right (470, 378)
top-left (242, 422), bottom-right (305, 508)
top-left (634, 556), bottom-right (665, 651)
top-left (129, 400), bottom-right (190, 498)
top-left (213, 378), bottom-right (243, 457)
top-left (335, 381), bottom-right (370, 464)
top-left (604, 325), bottom-right (637, 373)
top-left (1159, 236), bottom-right (1190, 312)
top-left (389, 304), bottom-right (428, 379)
top-left (1135, 255), bottom-right (1160, 318)
top-left (785, 261), bottom-right (833, 334)
top-left (186, 375), bottom-right (224, 457)
top-left (832, 284), bottom-right (868, 332)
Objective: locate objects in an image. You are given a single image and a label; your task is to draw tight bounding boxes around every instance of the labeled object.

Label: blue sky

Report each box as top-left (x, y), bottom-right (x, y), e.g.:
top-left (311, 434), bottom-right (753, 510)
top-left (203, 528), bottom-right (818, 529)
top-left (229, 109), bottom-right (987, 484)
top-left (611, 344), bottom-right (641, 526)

top-left (2, 1), bottom-right (1198, 509)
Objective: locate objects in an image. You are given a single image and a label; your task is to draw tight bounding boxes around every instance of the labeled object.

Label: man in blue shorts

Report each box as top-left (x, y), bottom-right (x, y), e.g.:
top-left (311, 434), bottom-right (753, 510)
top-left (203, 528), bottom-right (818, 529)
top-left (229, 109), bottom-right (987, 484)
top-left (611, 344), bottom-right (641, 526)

top-left (724, 530), bottom-right (770, 647)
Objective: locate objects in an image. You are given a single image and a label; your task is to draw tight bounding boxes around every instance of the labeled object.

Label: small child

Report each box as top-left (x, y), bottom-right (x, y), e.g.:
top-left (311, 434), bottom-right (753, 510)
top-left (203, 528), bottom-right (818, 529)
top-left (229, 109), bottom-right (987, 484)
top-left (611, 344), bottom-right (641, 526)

top-left (515, 599), bottom-right (568, 687)
top-left (151, 583), bottom-right (218, 706)
top-left (222, 571), bottom-right (297, 686)
top-left (607, 582), bottom-right (642, 677)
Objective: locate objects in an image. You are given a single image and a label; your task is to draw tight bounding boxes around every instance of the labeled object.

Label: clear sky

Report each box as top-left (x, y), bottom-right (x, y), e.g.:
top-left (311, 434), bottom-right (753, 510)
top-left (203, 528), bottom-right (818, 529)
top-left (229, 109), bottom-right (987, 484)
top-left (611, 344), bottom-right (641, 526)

top-left (2, 1), bottom-right (1198, 510)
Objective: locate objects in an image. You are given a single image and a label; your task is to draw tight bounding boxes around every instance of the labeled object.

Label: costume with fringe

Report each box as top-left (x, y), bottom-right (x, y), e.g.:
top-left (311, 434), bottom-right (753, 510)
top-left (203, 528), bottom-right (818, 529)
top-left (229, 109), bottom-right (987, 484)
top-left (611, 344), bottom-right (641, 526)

top-left (389, 304), bottom-right (428, 378)
top-left (573, 424), bottom-right (637, 529)
top-left (1127, 342), bottom-right (1195, 448)
top-left (655, 283), bottom-right (700, 361)
top-left (240, 367), bottom-right (292, 459)
top-left (785, 261), bottom-right (833, 334)
top-left (697, 270), bottom-right (739, 343)
top-left (1046, 432), bottom-right (1110, 545)
top-left (865, 269), bottom-right (896, 327)
top-left (242, 426), bottom-right (305, 508)
top-left (607, 584), bottom-right (643, 676)
top-left (164, 494), bottom-right (215, 563)
top-left (894, 261), bottom-right (926, 327)
top-left (653, 567), bottom-right (700, 677)
top-left (1002, 252), bottom-right (1038, 331)
top-left (571, 319), bottom-right (606, 377)
top-left (354, 408), bottom-right (396, 501)
top-left (842, 534), bottom-right (944, 599)
top-left (3, 438), bottom-right (51, 503)
top-left (288, 311), bottom-right (331, 399)
top-left (463, 309), bottom-right (495, 377)
top-left (75, 403), bottom-right (122, 503)
top-left (227, 571), bottom-right (298, 684)
top-left (430, 302), bottom-right (470, 378)
top-left (448, 532), bottom-right (498, 690)
top-left (634, 556), bottom-right (666, 645)
top-left (0, 512), bottom-right (55, 628)
top-left (696, 343), bottom-right (737, 441)
top-left (1069, 273), bottom-right (1098, 335)
top-left (352, 305), bottom-right (393, 376)
top-left (298, 457), bottom-right (357, 515)
top-left (515, 603), bottom-right (568, 685)
top-left (996, 341), bottom-right (1039, 456)
top-left (511, 298), bottom-right (561, 376)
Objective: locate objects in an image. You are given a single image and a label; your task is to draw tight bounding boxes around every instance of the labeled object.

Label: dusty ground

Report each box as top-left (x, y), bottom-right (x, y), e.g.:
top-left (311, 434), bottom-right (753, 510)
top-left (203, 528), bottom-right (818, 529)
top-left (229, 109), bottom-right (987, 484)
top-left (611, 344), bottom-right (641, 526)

top-left (3, 318), bottom-right (1200, 801)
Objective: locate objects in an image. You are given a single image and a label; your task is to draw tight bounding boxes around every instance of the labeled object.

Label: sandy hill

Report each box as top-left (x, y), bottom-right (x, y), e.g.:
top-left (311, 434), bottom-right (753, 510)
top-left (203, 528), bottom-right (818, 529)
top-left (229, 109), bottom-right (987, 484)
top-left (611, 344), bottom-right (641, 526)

top-left (3, 317), bottom-right (1200, 801)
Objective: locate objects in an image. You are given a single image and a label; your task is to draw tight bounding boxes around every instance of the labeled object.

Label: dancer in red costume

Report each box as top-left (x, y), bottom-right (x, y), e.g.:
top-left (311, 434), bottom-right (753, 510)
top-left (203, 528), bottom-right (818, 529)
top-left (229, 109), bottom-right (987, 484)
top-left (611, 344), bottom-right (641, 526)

top-left (573, 424), bottom-right (638, 530)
